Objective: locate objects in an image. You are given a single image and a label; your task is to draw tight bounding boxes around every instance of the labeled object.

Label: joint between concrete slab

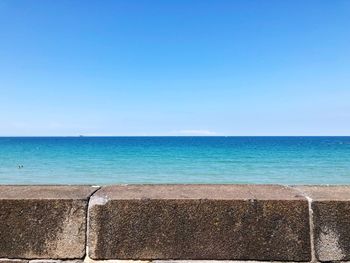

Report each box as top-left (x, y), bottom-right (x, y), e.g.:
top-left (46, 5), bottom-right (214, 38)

top-left (84, 186), bottom-right (102, 261)
top-left (289, 186), bottom-right (316, 263)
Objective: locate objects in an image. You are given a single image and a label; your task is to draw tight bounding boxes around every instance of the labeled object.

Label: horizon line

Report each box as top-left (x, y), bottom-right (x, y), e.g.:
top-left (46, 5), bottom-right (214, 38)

top-left (0, 135), bottom-right (349, 138)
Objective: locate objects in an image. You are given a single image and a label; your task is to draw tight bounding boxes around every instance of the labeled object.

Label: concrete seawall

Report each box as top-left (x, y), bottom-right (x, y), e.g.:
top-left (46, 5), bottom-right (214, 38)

top-left (0, 185), bottom-right (349, 262)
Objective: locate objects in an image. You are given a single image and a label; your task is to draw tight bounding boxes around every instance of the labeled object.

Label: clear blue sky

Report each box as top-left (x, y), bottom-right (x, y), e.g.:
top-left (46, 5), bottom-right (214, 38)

top-left (0, 0), bottom-right (349, 136)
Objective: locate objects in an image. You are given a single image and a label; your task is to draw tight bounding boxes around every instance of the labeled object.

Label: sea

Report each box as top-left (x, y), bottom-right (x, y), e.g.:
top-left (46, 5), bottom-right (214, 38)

top-left (0, 136), bottom-right (349, 185)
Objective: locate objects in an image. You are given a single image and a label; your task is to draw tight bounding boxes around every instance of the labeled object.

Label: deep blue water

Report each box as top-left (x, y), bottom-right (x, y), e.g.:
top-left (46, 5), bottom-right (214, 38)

top-left (0, 136), bottom-right (349, 184)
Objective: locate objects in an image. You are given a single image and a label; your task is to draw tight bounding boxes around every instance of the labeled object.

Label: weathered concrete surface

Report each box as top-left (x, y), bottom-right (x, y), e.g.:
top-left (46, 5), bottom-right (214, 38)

top-left (29, 261), bottom-right (83, 263)
top-left (84, 259), bottom-right (150, 263)
top-left (0, 186), bottom-right (98, 259)
top-left (0, 260), bottom-right (28, 263)
top-left (152, 261), bottom-right (300, 263)
top-left (295, 185), bottom-right (350, 262)
top-left (0, 261), bottom-right (82, 263)
top-left (88, 185), bottom-right (311, 261)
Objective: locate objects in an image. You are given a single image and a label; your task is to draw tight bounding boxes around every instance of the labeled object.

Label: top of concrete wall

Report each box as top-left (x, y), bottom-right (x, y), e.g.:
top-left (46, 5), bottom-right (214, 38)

top-left (0, 185), bottom-right (98, 199)
top-left (295, 185), bottom-right (350, 201)
top-left (94, 184), bottom-right (304, 200)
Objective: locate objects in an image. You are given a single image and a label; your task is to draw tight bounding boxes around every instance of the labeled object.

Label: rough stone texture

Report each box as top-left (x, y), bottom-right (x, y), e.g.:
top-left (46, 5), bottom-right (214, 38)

top-left (0, 186), bottom-right (98, 259)
top-left (29, 261), bottom-right (83, 263)
top-left (153, 261), bottom-right (294, 263)
top-left (0, 260), bottom-right (28, 263)
top-left (88, 185), bottom-right (311, 261)
top-left (295, 185), bottom-right (350, 262)
top-left (85, 260), bottom-right (150, 263)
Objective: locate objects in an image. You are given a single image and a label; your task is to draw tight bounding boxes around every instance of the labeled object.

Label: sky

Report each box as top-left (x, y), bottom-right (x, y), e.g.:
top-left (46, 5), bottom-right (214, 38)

top-left (0, 0), bottom-right (349, 136)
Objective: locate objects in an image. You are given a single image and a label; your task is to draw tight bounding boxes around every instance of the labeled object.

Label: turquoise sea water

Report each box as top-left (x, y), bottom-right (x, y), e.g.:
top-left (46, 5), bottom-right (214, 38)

top-left (0, 137), bottom-right (349, 185)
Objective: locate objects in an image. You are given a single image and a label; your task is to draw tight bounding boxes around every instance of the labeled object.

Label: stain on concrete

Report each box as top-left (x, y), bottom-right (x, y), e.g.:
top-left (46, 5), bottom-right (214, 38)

top-left (317, 225), bottom-right (345, 261)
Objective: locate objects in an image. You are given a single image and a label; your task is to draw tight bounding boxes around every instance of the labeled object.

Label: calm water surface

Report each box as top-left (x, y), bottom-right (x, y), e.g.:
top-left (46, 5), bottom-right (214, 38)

top-left (0, 137), bottom-right (349, 184)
